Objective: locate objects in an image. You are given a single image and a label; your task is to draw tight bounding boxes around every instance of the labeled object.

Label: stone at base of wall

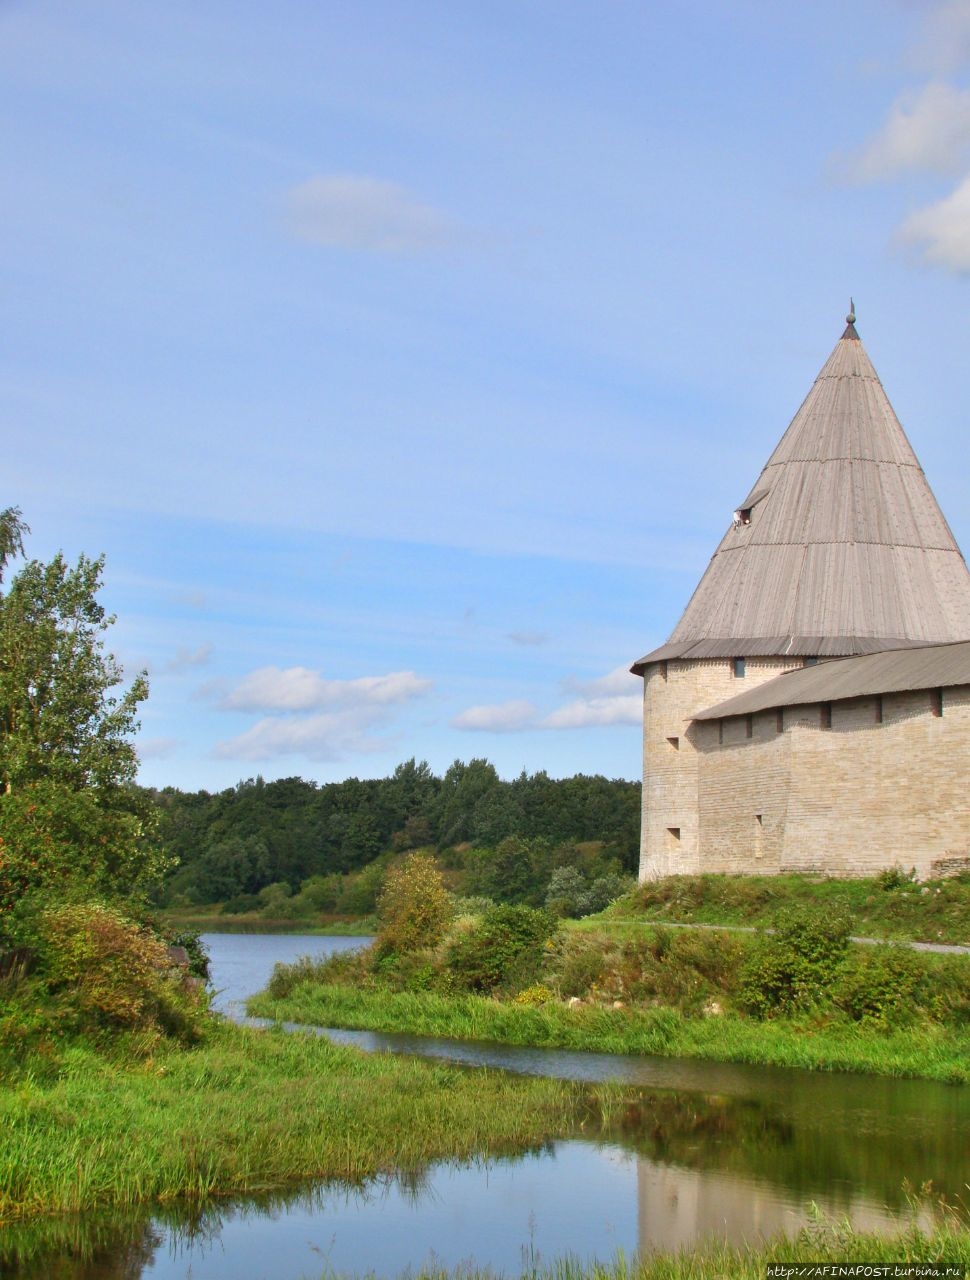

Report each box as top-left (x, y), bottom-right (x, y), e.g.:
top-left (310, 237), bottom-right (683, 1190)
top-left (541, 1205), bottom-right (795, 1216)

top-left (931, 854), bottom-right (970, 877)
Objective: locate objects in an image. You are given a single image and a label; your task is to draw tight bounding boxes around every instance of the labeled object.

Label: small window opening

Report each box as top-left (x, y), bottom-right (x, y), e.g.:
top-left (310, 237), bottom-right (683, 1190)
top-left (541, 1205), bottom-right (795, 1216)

top-left (820, 702), bottom-right (832, 730)
top-left (718, 720), bottom-right (724, 746)
top-left (733, 657), bottom-right (746, 679)
top-left (804, 656), bottom-right (819, 667)
top-left (775, 708), bottom-right (784, 733)
top-left (666, 827), bottom-right (681, 841)
top-left (745, 714), bottom-right (753, 739)
top-left (733, 507), bottom-right (752, 527)
top-left (755, 813), bottom-right (763, 826)
top-left (875, 695), bottom-right (883, 724)
top-left (660, 660), bottom-right (668, 682)
top-left (931, 688), bottom-right (944, 718)
top-left (666, 736), bottom-right (679, 750)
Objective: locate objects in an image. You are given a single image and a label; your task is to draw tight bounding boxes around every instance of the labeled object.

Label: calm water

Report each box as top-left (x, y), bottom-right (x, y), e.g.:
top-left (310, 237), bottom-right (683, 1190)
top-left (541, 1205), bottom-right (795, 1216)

top-left (5, 932), bottom-right (968, 1280)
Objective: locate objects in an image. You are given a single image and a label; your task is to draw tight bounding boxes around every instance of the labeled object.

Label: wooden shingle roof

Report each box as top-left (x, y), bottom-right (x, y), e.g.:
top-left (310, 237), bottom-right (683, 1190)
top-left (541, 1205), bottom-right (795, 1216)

top-left (692, 639), bottom-right (970, 721)
top-left (633, 313), bottom-right (970, 672)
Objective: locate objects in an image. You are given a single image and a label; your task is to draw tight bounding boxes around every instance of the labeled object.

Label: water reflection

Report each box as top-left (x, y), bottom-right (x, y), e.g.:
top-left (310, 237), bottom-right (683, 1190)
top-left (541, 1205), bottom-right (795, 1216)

top-left (4, 933), bottom-right (965, 1279)
top-left (1, 1140), bottom-right (952, 1280)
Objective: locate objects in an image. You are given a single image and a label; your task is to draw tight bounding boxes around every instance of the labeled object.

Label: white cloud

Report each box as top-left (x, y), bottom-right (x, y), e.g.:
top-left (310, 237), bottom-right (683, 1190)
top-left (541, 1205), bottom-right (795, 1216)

top-left (842, 83), bottom-right (970, 182)
top-left (214, 708), bottom-right (388, 762)
top-left (452, 665), bottom-right (642, 735)
top-left (222, 666), bottom-right (432, 713)
top-left (452, 700), bottom-right (538, 732)
top-left (284, 174), bottom-right (459, 253)
top-left (563, 664), bottom-right (638, 698)
top-left (165, 643), bottom-right (212, 674)
top-left (542, 695), bottom-right (642, 730)
top-left (899, 175), bottom-right (970, 272)
top-left (215, 665), bottom-right (433, 761)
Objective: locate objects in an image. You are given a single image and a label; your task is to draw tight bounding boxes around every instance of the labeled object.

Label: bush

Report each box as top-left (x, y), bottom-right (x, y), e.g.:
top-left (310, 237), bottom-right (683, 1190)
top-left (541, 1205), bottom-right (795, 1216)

top-left (739, 908), bottom-right (852, 1019)
top-left (445, 904), bottom-right (556, 994)
top-left (832, 944), bottom-right (922, 1028)
top-left (376, 853), bottom-right (453, 955)
top-left (36, 900), bottom-right (206, 1041)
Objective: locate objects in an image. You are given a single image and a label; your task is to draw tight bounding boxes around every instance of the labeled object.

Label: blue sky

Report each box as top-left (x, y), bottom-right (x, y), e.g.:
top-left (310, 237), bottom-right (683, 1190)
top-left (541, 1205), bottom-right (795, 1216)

top-left (3, 0), bottom-right (970, 792)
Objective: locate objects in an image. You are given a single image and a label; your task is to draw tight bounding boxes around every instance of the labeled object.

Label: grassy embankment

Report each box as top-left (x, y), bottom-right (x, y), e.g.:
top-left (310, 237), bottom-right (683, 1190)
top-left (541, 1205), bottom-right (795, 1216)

top-left (598, 870), bottom-right (970, 945)
top-left (249, 980), bottom-right (970, 1082)
top-left (0, 1020), bottom-right (617, 1222)
top-left (250, 869), bottom-right (970, 1082)
top-left (158, 903), bottom-right (375, 935)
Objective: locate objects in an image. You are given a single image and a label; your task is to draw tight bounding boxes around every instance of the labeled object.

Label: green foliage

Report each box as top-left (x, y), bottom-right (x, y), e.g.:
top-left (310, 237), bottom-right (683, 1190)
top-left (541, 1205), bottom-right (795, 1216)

top-left (151, 762), bottom-right (641, 907)
top-left (739, 908), bottom-right (853, 1018)
top-left (445, 904), bottom-right (556, 994)
top-left (624, 871), bottom-right (970, 947)
top-left (546, 865), bottom-right (632, 918)
top-left (548, 926), bottom-right (745, 1012)
top-left (377, 852), bottom-right (453, 955)
top-left (831, 944), bottom-right (922, 1028)
top-left (0, 537), bottom-right (162, 925)
top-left (34, 901), bottom-right (206, 1043)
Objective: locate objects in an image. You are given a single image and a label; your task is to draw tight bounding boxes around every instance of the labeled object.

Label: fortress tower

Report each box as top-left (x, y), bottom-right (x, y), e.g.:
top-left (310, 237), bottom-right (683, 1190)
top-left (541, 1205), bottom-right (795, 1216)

top-left (632, 309), bottom-right (970, 880)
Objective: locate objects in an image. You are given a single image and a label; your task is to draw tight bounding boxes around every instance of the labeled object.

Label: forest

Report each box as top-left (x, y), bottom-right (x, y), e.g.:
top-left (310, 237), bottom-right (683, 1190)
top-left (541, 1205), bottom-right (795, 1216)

top-left (150, 761), bottom-right (641, 912)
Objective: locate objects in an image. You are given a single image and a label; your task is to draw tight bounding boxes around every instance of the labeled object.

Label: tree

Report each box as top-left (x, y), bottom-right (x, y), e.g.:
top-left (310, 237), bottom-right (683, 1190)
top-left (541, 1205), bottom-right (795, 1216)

top-left (376, 852), bottom-right (453, 955)
top-left (0, 529), bottom-right (162, 922)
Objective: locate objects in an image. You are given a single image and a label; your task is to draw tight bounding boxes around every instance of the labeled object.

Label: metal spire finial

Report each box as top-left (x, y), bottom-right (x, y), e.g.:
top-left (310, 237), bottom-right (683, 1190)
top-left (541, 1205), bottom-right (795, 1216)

top-left (847, 298), bottom-right (856, 325)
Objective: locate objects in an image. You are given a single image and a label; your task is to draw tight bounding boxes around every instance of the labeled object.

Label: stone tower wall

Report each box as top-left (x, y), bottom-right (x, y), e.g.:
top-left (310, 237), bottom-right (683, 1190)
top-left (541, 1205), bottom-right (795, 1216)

top-left (638, 656), bottom-right (801, 879)
top-left (649, 683), bottom-right (970, 880)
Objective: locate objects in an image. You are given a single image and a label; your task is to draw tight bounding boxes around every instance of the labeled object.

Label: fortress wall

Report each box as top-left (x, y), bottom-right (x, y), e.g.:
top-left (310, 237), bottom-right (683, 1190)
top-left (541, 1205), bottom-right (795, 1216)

top-left (638, 657), bottom-right (800, 879)
top-left (686, 686), bottom-right (970, 879)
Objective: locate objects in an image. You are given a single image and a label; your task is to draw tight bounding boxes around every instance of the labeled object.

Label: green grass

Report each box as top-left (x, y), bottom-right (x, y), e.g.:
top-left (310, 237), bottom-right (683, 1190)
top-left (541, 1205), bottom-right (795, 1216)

top-left (0, 1020), bottom-right (620, 1222)
top-left (249, 982), bottom-right (970, 1082)
top-left (600, 872), bottom-right (970, 945)
top-left (159, 909), bottom-right (376, 935)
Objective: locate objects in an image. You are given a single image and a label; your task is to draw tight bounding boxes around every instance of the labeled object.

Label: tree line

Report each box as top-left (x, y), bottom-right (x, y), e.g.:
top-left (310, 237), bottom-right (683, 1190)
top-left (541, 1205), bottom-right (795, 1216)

top-left (151, 760), bottom-right (641, 909)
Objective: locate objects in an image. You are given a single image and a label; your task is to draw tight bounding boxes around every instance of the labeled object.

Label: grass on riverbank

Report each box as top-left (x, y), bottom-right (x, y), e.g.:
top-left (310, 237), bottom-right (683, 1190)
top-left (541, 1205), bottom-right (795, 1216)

top-left (248, 982), bottom-right (970, 1082)
top-left (601, 871), bottom-right (970, 945)
top-left (0, 1020), bottom-right (619, 1222)
top-left (158, 907), bottom-right (375, 935)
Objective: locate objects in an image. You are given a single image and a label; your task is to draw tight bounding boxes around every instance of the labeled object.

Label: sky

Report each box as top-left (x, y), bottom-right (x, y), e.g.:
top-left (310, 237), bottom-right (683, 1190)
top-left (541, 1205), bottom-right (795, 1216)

top-left (3, 0), bottom-right (970, 794)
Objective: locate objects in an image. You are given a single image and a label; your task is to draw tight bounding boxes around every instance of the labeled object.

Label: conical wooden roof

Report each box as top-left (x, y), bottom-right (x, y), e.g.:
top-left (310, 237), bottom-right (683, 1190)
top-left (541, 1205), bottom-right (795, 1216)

top-left (635, 313), bottom-right (970, 667)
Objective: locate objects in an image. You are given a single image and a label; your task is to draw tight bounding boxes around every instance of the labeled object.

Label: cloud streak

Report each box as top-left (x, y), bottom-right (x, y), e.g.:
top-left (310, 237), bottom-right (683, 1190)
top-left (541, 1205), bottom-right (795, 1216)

top-left (284, 174), bottom-right (460, 253)
top-left (215, 665), bottom-right (433, 761)
top-left (222, 666), bottom-right (432, 712)
top-left (452, 666), bottom-right (641, 734)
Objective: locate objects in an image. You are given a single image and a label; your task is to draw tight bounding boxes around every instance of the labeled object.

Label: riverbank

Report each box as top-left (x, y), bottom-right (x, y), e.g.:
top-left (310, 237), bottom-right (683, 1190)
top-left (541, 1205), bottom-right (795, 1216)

top-left (0, 1020), bottom-right (618, 1222)
top-left (248, 981), bottom-right (970, 1082)
top-left (159, 908), bottom-right (375, 935)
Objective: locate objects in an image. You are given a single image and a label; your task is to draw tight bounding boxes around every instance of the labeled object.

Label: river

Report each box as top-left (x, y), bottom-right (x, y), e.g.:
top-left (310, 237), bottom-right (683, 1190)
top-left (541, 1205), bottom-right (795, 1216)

top-left (4, 931), bottom-right (968, 1280)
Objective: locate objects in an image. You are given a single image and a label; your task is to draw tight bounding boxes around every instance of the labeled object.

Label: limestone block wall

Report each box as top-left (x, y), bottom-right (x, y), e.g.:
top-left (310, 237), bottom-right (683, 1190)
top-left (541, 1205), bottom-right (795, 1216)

top-left (687, 685), bottom-right (970, 879)
top-left (638, 656), bottom-right (801, 879)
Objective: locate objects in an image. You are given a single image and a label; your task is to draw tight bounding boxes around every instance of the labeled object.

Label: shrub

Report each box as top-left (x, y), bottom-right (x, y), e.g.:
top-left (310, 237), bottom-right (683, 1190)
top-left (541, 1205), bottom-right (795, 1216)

top-left (376, 853), bottom-right (453, 955)
top-left (739, 908), bottom-right (852, 1018)
top-left (36, 901), bottom-right (206, 1041)
top-left (446, 904), bottom-right (556, 994)
top-left (832, 944), bottom-right (922, 1028)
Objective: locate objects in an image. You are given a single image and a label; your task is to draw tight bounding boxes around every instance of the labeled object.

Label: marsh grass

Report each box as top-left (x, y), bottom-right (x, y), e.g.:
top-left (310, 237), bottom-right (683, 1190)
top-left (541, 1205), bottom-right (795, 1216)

top-left (249, 982), bottom-right (970, 1082)
top-left (0, 1022), bottom-right (623, 1222)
